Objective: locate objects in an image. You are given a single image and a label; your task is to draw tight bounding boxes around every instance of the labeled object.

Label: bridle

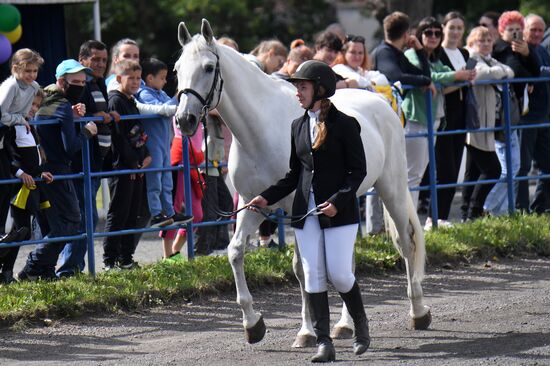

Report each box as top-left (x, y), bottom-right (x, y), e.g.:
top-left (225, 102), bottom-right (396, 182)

top-left (177, 49), bottom-right (224, 127)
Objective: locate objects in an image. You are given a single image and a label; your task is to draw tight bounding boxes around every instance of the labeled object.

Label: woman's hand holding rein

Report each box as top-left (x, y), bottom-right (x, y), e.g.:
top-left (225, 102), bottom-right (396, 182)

top-left (246, 195), bottom-right (268, 212)
top-left (317, 201), bottom-right (338, 217)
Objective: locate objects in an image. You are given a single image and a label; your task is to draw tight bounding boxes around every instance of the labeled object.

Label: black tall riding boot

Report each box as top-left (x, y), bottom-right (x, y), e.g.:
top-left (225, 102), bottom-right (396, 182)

top-left (339, 282), bottom-right (371, 355)
top-left (307, 291), bottom-right (336, 363)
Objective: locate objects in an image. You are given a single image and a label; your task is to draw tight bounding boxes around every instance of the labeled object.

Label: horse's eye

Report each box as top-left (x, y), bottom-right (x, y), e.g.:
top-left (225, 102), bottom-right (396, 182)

top-left (205, 65), bottom-right (214, 73)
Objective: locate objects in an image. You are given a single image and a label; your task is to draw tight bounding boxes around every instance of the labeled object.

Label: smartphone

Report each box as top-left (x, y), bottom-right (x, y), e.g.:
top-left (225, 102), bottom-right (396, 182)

top-left (465, 58), bottom-right (477, 70)
top-left (512, 31), bottom-right (522, 42)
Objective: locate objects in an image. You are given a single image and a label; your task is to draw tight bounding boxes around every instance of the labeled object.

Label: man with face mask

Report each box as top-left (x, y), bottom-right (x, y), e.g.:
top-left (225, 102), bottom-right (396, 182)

top-left (18, 59), bottom-right (98, 281)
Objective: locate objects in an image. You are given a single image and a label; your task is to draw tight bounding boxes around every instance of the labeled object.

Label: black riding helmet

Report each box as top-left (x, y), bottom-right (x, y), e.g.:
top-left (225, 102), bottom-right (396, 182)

top-left (288, 60), bottom-right (337, 108)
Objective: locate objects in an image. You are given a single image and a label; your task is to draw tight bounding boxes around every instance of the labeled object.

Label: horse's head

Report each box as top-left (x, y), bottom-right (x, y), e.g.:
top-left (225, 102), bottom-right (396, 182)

top-left (174, 19), bottom-right (223, 136)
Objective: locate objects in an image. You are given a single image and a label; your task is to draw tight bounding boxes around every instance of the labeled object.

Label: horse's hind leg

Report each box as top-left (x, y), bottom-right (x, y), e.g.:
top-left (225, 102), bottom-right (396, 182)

top-left (227, 200), bottom-right (267, 343)
top-left (291, 243), bottom-right (317, 347)
top-left (376, 180), bottom-right (431, 329)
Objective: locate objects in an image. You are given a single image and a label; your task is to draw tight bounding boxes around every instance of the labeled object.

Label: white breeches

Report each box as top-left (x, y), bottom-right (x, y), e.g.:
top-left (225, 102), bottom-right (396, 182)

top-left (294, 192), bottom-right (358, 294)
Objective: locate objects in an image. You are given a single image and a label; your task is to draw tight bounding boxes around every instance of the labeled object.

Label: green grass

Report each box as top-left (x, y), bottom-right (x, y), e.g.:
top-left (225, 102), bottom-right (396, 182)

top-left (0, 214), bottom-right (549, 326)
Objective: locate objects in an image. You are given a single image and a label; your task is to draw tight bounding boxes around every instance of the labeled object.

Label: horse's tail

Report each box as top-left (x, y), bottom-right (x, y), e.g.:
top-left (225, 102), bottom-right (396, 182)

top-left (384, 191), bottom-right (426, 282)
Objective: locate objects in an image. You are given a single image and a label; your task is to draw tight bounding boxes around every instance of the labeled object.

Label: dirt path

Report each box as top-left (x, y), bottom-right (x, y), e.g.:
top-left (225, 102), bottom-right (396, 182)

top-left (1, 257), bottom-right (549, 366)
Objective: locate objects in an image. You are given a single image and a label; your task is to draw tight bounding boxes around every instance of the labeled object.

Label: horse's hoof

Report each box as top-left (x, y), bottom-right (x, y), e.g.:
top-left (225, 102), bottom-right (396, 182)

top-left (331, 325), bottom-right (354, 339)
top-left (245, 315), bottom-right (266, 344)
top-left (292, 334), bottom-right (317, 348)
top-left (411, 310), bottom-right (432, 330)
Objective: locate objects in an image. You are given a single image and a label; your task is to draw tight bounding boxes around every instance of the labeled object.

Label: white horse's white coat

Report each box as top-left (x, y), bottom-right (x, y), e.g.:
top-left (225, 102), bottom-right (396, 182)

top-left (174, 20), bottom-right (431, 345)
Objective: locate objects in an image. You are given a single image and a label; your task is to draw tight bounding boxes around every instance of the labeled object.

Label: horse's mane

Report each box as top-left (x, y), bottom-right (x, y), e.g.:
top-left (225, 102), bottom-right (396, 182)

top-left (178, 34), bottom-right (295, 94)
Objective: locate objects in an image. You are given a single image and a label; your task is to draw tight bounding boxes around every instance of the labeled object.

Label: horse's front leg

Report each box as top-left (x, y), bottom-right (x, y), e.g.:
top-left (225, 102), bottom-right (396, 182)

top-left (291, 243), bottom-right (317, 348)
top-left (227, 203), bottom-right (266, 343)
top-left (332, 302), bottom-right (354, 339)
top-left (331, 253), bottom-right (355, 339)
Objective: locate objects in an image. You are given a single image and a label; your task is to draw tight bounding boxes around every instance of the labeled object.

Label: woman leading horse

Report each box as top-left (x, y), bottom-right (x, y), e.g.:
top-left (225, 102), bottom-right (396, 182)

top-left (247, 60), bottom-right (369, 363)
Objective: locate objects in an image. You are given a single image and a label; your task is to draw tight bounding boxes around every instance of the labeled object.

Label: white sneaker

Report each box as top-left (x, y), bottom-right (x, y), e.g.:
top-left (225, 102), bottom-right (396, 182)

top-left (437, 219), bottom-right (453, 228)
top-left (424, 217), bottom-right (433, 231)
top-left (424, 218), bottom-right (453, 231)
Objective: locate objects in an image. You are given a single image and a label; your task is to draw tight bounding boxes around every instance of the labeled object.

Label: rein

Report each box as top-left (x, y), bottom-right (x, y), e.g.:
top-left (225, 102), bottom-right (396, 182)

top-left (187, 137), bottom-right (323, 225)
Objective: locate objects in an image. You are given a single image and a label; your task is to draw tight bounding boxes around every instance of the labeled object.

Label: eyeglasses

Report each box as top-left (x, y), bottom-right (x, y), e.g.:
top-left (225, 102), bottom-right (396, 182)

top-left (423, 30), bottom-right (442, 38)
top-left (345, 34), bottom-right (365, 44)
top-left (479, 22), bottom-right (491, 28)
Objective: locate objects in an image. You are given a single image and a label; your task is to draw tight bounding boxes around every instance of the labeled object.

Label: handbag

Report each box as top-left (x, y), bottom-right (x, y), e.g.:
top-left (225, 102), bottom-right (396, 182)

top-left (494, 85), bottom-right (521, 141)
top-left (464, 87), bottom-right (480, 130)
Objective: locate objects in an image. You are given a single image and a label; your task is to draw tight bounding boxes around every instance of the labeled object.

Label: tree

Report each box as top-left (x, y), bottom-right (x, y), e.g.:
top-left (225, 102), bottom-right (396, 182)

top-left (64, 0), bottom-right (337, 94)
top-left (65, 0), bottom-right (337, 63)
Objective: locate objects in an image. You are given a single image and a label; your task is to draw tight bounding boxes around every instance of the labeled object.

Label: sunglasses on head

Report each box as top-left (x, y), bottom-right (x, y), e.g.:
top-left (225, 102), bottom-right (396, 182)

top-left (345, 34), bottom-right (365, 43)
top-left (423, 29), bottom-right (442, 38)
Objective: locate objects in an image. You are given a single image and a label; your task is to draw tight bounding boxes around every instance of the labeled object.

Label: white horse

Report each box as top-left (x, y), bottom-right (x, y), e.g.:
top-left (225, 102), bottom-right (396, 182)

top-left (174, 19), bottom-right (431, 346)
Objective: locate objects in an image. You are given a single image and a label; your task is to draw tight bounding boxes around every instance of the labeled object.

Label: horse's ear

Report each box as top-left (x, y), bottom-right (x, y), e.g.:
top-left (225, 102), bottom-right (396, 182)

top-left (178, 22), bottom-right (192, 47)
top-left (201, 18), bottom-right (214, 45)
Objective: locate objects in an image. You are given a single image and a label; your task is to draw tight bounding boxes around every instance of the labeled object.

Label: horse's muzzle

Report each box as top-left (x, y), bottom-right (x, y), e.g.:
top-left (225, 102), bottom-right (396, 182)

top-left (175, 113), bottom-right (199, 136)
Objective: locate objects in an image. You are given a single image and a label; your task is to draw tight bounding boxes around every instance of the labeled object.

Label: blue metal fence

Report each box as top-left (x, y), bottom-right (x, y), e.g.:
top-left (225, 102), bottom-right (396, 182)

top-left (1, 76), bottom-right (549, 274)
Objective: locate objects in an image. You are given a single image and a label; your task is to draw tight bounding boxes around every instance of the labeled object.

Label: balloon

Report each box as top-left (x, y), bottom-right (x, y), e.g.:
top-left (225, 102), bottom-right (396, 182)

top-left (1, 24), bottom-right (22, 44)
top-left (0, 4), bottom-right (21, 33)
top-left (0, 34), bottom-right (12, 64)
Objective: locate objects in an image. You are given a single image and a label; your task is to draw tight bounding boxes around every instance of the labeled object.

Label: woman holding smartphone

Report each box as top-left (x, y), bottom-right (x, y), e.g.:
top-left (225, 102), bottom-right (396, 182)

top-left (485, 10), bottom-right (540, 215)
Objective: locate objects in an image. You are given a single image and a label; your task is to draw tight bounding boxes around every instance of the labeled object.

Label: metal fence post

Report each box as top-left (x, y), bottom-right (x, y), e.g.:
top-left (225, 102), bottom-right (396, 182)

top-left (81, 133), bottom-right (96, 275)
top-left (181, 136), bottom-right (195, 259)
top-left (425, 89), bottom-right (439, 227)
top-left (276, 208), bottom-right (286, 248)
top-left (501, 82), bottom-right (516, 214)
top-left (356, 196), bottom-right (364, 238)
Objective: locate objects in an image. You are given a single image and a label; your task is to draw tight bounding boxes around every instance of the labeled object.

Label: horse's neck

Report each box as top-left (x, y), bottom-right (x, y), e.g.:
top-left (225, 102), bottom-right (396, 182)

top-left (216, 46), bottom-right (298, 152)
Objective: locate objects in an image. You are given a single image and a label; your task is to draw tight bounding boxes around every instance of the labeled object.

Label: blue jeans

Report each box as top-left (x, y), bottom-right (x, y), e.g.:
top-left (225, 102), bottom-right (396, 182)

top-left (484, 132), bottom-right (520, 216)
top-left (21, 176), bottom-right (81, 277)
top-left (56, 177), bottom-right (101, 276)
top-left (145, 140), bottom-right (174, 217)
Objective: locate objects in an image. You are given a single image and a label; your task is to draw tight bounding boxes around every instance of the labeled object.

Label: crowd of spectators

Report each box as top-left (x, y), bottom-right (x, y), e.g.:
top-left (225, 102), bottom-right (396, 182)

top-left (0, 8), bottom-right (549, 282)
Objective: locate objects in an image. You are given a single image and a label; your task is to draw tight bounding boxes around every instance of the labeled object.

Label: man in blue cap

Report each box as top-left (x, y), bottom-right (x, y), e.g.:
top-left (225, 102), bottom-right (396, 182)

top-left (18, 59), bottom-right (98, 281)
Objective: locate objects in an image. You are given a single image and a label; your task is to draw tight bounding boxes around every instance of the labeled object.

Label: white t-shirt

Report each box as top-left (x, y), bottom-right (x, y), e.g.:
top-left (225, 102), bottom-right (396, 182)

top-left (443, 47), bottom-right (466, 71)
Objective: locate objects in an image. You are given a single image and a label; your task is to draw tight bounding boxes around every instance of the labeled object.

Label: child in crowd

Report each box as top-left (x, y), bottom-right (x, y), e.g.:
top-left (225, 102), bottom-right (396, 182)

top-left (0, 49), bottom-right (43, 242)
top-left (0, 48), bottom-right (41, 131)
top-left (0, 89), bottom-right (53, 283)
top-left (136, 58), bottom-right (192, 229)
top-left (103, 59), bottom-right (151, 270)
top-left (161, 119), bottom-right (204, 260)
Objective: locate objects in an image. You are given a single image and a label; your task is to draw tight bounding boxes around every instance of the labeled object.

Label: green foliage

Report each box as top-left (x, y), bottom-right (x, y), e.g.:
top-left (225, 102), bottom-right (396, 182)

top-left (432, 0), bottom-right (520, 27)
top-left (519, 0), bottom-right (550, 23)
top-left (0, 214), bottom-right (549, 326)
top-left (64, 0), bottom-right (336, 64)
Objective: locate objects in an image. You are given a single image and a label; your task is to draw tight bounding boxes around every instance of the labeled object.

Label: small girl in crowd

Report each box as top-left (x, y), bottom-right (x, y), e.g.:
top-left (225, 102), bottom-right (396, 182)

top-left (0, 49), bottom-right (45, 282)
top-left (161, 118), bottom-right (204, 261)
top-left (0, 48), bottom-right (43, 131)
top-left (0, 89), bottom-right (54, 283)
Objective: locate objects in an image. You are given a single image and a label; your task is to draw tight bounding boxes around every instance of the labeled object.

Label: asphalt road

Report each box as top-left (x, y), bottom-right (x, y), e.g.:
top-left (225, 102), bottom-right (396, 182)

top-left (1, 257), bottom-right (549, 365)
